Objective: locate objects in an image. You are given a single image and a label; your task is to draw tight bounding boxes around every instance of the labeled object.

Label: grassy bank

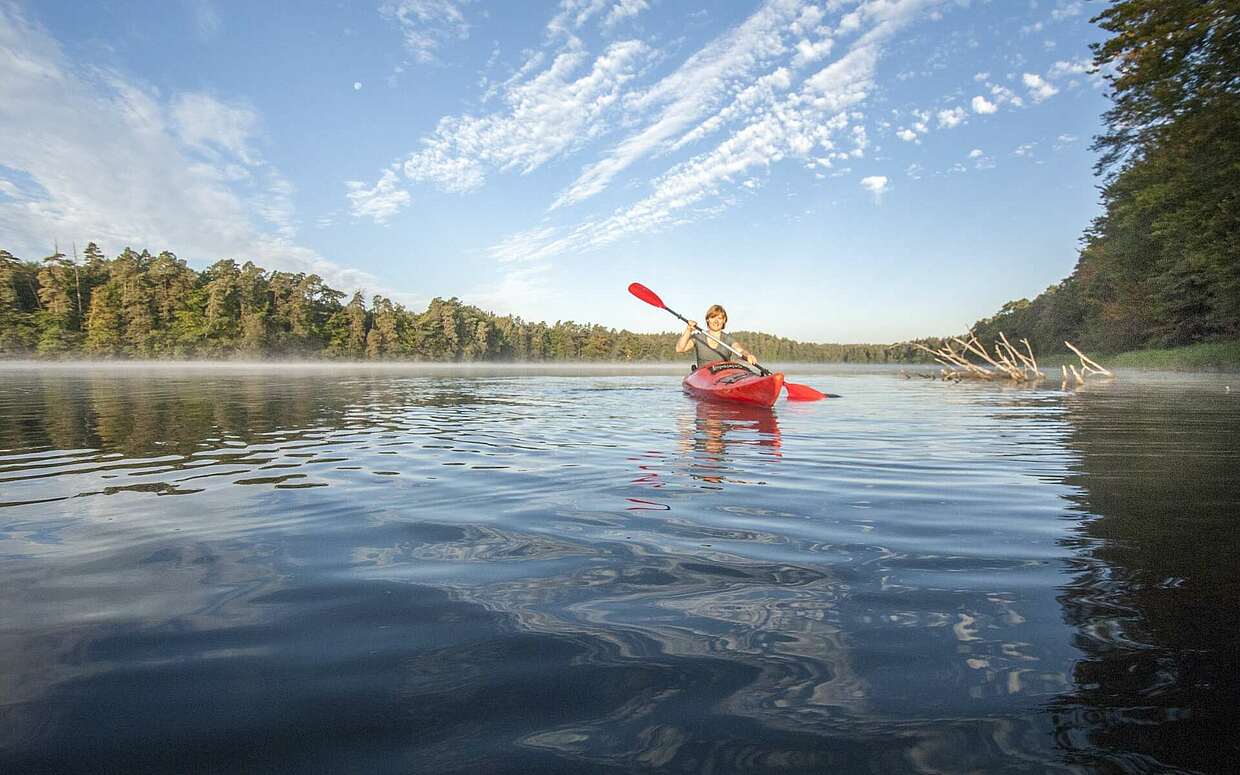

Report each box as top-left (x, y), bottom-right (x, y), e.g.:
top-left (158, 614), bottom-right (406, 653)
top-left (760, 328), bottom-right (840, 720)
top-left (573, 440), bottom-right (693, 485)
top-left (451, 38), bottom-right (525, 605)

top-left (1105, 341), bottom-right (1240, 372)
top-left (1037, 341), bottom-right (1240, 372)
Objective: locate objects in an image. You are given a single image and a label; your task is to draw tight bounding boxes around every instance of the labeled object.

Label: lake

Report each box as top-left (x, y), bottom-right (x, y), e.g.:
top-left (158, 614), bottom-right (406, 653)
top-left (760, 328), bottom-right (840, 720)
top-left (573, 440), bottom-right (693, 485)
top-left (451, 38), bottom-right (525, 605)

top-left (1, 363), bottom-right (1237, 774)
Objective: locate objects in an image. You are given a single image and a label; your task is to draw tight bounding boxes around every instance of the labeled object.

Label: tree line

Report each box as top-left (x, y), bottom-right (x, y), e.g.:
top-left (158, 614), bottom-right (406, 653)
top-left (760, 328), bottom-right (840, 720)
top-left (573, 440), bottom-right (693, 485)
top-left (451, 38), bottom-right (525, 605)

top-left (0, 245), bottom-right (916, 362)
top-left (970, 0), bottom-right (1238, 354)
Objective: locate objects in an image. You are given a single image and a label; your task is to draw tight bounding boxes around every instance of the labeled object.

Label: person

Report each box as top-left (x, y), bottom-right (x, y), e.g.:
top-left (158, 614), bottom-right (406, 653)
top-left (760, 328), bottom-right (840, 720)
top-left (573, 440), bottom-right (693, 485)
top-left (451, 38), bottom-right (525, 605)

top-left (675, 303), bottom-right (758, 368)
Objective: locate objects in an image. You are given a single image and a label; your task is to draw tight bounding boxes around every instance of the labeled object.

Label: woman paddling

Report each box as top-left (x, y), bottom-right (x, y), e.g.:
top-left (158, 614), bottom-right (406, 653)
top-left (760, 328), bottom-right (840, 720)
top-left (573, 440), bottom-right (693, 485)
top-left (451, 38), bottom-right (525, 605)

top-left (675, 304), bottom-right (758, 368)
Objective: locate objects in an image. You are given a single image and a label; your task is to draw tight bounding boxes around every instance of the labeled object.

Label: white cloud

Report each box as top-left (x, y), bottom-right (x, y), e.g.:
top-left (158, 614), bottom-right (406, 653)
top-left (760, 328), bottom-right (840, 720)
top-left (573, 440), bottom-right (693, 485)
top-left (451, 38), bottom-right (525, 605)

top-left (937, 106), bottom-right (966, 128)
top-left (553, 0), bottom-right (812, 209)
top-left (973, 71), bottom-right (989, 81)
top-left (463, 262), bottom-right (552, 316)
top-left (1022, 72), bottom-right (1058, 102)
top-left (171, 93), bottom-right (262, 165)
top-left (1014, 142), bottom-right (1035, 157)
top-left (346, 169), bottom-right (411, 224)
top-left (970, 95), bottom-right (996, 114)
top-left (547, 0), bottom-right (608, 35)
top-left (1045, 57), bottom-right (1101, 88)
top-left (380, 0), bottom-right (471, 64)
top-left (792, 36), bottom-right (835, 68)
top-left (968, 148), bottom-right (983, 158)
top-left (353, 81), bottom-right (363, 90)
top-left (0, 5), bottom-right (383, 294)
top-left (860, 175), bottom-right (888, 201)
top-left (989, 83), bottom-right (1023, 107)
top-left (603, 0), bottom-right (650, 30)
top-left (896, 127), bottom-right (918, 142)
top-left (1047, 58), bottom-right (1089, 79)
top-left (1050, 1), bottom-right (1083, 21)
top-left (391, 38), bottom-right (649, 198)
top-left (1053, 133), bottom-right (1078, 150)
top-left (670, 67), bottom-right (795, 152)
top-left (484, 0), bottom-right (940, 263)
top-left (487, 226), bottom-right (559, 263)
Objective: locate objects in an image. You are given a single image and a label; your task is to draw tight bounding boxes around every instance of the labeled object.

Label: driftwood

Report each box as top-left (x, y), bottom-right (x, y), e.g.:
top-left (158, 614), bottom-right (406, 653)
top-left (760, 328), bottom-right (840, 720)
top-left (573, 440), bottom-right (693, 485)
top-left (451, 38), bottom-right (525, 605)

top-left (912, 335), bottom-right (1112, 385)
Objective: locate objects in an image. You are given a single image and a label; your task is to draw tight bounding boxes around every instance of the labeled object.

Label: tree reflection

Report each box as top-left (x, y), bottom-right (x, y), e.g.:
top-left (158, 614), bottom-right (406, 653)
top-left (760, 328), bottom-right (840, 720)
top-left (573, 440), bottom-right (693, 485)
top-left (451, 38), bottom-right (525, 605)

top-left (0, 369), bottom-right (508, 458)
top-left (1050, 383), bottom-right (1240, 773)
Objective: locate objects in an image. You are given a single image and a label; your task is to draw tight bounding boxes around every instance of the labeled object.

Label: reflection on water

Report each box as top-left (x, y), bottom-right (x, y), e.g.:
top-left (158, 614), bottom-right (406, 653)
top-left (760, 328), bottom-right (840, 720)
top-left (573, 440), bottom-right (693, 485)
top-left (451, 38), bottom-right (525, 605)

top-left (628, 402), bottom-right (781, 509)
top-left (1, 365), bottom-right (1237, 773)
top-left (1050, 381), bottom-right (1240, 774)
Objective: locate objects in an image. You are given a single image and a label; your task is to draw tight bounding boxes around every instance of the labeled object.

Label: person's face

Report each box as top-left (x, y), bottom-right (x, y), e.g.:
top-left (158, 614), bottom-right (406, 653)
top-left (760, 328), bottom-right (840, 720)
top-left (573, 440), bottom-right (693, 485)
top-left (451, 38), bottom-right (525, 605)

top-left (706, 312), bottom-right (725, 331)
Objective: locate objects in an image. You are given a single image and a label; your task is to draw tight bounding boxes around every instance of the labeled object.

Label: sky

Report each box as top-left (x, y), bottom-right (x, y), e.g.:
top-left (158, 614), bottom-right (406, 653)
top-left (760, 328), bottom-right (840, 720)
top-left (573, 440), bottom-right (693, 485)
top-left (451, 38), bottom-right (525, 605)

top-left (0, 0), bottom-right (1110, 343)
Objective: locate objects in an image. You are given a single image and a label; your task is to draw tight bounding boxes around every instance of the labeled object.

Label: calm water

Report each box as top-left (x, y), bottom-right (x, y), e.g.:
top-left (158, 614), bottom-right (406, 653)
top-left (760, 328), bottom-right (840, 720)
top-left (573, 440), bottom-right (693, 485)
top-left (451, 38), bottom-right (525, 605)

top-left (1, 364), bottom-right (1237, 774)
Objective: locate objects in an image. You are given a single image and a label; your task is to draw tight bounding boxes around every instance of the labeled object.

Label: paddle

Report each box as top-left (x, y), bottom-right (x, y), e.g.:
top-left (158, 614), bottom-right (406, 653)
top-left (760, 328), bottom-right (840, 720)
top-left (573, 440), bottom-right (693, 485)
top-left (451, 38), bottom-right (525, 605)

top-left (627, 282), bottom-right (834, 400)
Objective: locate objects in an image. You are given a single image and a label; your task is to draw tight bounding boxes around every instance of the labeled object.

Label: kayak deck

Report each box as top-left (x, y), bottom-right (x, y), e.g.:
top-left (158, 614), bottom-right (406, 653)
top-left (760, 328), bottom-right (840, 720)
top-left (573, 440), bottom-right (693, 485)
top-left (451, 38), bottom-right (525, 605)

top-left (682, 361), bottom-right (784, 407)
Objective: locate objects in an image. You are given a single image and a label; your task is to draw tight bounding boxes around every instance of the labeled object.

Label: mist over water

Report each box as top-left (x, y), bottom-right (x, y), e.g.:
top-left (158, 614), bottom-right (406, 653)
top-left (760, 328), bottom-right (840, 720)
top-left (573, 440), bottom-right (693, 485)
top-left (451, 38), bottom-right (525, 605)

top-left (1, 364), bottom-right (1237, 773)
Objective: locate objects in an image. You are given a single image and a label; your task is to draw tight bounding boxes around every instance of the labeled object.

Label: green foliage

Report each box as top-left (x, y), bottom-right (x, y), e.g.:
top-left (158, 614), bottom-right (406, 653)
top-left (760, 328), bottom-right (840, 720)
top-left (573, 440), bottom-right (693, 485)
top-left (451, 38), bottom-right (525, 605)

top-left (968, 0), bottom-right (1239, 354)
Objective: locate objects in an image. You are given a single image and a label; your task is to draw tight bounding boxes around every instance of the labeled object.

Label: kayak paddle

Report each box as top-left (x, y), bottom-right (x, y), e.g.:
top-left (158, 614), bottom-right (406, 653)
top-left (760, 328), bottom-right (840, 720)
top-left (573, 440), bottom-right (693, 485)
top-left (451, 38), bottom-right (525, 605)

top-left (627, 282), bottom-right (834, 400)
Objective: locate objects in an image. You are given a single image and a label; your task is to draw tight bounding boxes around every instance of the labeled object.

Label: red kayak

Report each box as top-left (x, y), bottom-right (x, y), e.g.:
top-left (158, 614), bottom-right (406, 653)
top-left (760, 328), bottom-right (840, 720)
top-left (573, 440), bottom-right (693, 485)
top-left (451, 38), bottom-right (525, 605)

top-left (683, 361), bottom-right (785, 407)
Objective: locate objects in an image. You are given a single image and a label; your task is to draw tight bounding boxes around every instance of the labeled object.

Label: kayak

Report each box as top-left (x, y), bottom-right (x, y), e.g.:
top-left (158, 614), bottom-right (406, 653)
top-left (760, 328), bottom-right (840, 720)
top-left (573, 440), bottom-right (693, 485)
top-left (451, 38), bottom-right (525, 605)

top-left (683, 361), bottom-right (785, 407)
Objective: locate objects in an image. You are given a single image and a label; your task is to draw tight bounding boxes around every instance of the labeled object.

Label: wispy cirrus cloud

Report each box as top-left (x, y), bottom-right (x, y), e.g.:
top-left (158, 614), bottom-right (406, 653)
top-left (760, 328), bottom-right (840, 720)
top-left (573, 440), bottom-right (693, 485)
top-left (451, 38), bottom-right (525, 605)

top-left (486, 0), bottom-right (943, 263)
top-left (551, 0), bottom-right (821, 210)
top-left (359, 36), bottom-right (650, 217)
top-left (351, 0), bottom-right (964, 281)
top-left (0, 4), bottom-right (382, 293)
top-left (171, 92), bottom-right (262, 165)
top-left (380, 0), bottom-right (472, 64)
top-left (602, 0), bottom-right (650, 31)
top-left (350, 0), bottom-right (837, 223)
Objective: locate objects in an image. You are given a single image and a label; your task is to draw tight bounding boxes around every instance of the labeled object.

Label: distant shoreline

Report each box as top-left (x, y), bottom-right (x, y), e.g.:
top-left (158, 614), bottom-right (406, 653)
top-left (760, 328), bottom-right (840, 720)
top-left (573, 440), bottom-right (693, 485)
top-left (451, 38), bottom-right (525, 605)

top-left (3, 340), bottom-right (1239, 373)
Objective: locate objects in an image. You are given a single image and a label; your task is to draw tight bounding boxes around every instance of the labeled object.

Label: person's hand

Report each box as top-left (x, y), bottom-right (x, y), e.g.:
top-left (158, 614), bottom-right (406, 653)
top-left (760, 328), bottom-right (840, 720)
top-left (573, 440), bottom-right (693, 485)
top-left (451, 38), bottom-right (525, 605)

top-left (745, 353), bottom-right (757, 365)
top-left (686, 320), bottom-right (699, 332)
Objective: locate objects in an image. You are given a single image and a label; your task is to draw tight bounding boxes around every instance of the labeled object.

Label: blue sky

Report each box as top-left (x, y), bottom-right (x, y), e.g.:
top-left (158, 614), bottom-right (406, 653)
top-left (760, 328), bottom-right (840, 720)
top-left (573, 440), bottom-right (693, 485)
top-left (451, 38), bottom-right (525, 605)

top-left (0, 0), bottom-right (1108, 342)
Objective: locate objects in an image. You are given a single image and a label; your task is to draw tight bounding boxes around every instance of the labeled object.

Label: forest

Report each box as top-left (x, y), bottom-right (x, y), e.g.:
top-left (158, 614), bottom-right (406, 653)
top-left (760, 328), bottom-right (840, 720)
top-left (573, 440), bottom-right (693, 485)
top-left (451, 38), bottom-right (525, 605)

top-left (970, 0), bottom-right (1238, 354)
top-left (0, 246), bottom-right (917, 363)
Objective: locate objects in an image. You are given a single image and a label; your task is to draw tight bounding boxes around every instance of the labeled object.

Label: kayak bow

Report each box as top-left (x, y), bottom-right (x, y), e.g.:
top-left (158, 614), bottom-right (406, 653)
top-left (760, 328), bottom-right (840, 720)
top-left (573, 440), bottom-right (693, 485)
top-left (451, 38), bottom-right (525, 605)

top-left (683, 360), bottom-right (785, 407)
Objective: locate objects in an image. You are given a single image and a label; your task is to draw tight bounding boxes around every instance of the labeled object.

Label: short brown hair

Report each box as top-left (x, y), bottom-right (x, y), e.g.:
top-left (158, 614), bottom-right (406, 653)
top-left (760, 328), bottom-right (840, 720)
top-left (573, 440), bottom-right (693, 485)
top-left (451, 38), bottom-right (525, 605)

top-left (705, 304), bottom-right (727, 326)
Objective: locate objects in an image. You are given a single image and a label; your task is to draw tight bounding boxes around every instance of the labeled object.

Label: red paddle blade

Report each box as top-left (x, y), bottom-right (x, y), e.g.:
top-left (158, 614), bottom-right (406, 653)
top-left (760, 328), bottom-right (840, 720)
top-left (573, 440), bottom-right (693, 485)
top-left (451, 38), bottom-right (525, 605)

top-left (785, 381), bottom-right (827, 401)
top-left (627, 282), bottom-right (666, 309)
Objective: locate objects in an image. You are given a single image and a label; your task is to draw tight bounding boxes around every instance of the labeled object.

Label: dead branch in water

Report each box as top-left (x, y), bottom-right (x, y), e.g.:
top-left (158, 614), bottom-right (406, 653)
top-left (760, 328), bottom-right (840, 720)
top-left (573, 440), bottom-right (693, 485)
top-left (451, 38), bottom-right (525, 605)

top-left (912, 334), bottom-right (1112, 385)
top-left (1063, 341), bottom-right (1113, 377)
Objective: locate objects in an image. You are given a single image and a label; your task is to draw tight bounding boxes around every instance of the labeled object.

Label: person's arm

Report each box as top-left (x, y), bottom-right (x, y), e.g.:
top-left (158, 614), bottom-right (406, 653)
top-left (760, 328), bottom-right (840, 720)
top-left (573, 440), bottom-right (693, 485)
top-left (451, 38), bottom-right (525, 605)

top-left (730, 337), bottom-right (758, 365)
top-left (675, 321), bottom-right (699, 353)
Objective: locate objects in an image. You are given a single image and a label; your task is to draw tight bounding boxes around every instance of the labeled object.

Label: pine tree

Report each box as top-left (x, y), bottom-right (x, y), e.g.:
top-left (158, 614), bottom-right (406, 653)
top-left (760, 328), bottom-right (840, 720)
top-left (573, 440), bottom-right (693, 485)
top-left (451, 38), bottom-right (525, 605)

top-left (238, 262), bottom-right (270, 355)
top-left (84, 284), bottom-right (124, 356)
top-left (202, 260), bottom-right (241, 351)
top-left (347, 291), bottom-right (368, 357)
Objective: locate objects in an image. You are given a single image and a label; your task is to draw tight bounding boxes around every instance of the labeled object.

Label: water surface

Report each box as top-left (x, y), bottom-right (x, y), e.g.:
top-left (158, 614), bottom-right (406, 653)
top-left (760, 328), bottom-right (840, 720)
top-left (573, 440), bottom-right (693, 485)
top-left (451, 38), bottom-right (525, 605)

top-left (1, 364), bottom-right (1237, 773)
